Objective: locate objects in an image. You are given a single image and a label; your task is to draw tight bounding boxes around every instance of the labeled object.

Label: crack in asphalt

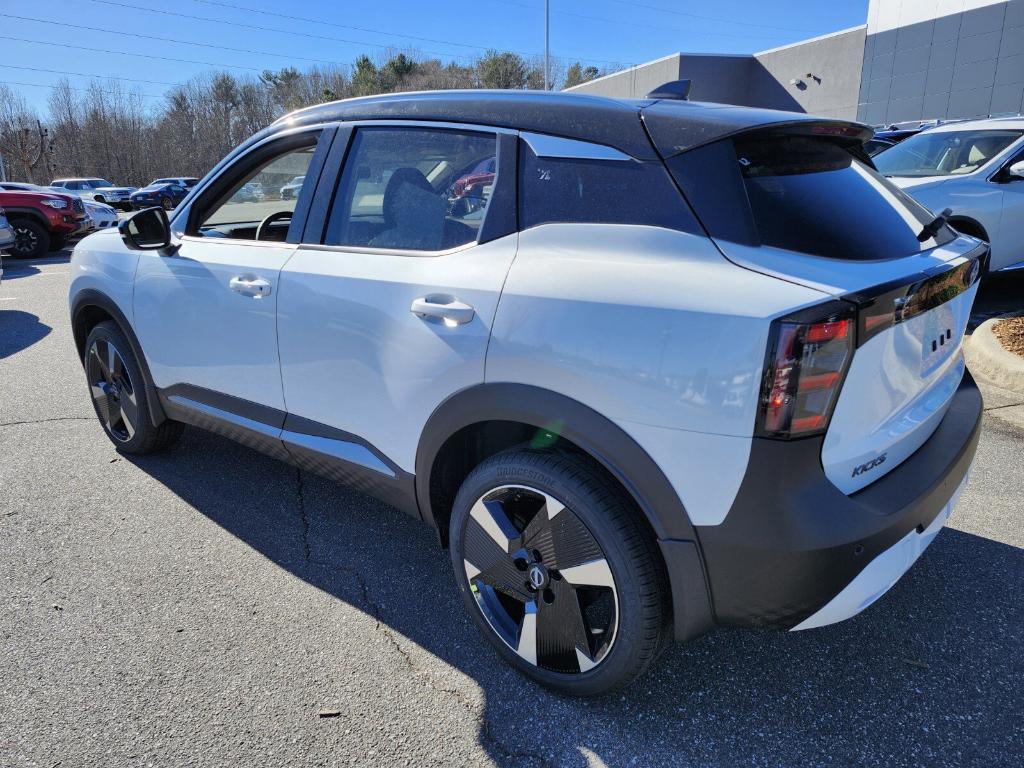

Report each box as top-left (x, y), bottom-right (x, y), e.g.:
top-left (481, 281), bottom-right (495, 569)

top-left (983, 402), bottom-right (1024, 412)
top-left (0, 416), bottom-right (94, 428)
top-left (293, 468), bottom-right (554, 768)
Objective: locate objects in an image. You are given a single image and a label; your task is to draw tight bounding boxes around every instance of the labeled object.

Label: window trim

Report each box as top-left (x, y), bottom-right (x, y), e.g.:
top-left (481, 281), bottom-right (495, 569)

top-left (175, 124), bottom-right (335, 244)
top-left (308, 120), bottom-right (516, 257)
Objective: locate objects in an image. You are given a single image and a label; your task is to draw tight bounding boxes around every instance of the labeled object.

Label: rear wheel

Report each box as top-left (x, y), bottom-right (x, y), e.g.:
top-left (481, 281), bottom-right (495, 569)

top-left (10, 218), bottom-right (49, 258)
top-left (450, 448), bottom-right (669, 696)
top-left (84, 321), bottom-right (184, 453)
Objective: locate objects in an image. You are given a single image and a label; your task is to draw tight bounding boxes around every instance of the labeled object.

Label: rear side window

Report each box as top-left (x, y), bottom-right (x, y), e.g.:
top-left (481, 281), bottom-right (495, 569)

top-left (519, 143), bottom-right (700, 233)
top-left (669, 133), bottom-right (954, 260)
top-left (325, 127), bottom-right (497, 252)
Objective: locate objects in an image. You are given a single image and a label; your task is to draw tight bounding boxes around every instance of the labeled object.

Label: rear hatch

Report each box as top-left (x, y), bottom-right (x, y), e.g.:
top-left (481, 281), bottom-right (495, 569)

top-left (651, 108), bottom-right (984, 494)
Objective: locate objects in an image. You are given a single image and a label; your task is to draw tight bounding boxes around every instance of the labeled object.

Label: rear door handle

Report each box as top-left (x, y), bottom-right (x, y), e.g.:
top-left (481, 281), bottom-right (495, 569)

top-left (410, 296), bottom-right (475, 325)
top-left (229, 275), bottom-right (272, 298)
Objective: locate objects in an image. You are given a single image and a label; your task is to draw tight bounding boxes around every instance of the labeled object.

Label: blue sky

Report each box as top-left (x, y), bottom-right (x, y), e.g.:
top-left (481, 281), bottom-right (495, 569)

top-left (2, 0), bottom-right (868, 111)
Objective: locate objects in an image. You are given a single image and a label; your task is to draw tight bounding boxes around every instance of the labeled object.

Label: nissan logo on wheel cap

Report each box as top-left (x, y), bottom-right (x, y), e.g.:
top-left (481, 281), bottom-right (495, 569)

top-left (527, 563), bottom-right (548, 590)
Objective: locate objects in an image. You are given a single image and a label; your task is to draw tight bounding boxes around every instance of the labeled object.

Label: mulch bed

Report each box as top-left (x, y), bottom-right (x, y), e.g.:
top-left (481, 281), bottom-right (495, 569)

top-left (992, 316), bottom-right (1024, 358)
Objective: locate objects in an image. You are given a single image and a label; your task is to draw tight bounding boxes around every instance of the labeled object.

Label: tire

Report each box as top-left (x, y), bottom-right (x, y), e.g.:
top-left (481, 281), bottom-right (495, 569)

top-left (10, 218), bottom-right (49, 259)
top-left (450, 448), bottom-right (670, 696)
top-left (93, 195), bottom-right (105, 205)
top-left (160, 197), bottom-right (173, 211)
top-left (83, 321), bottom-right (184, 454)
top-left (49, 234), bottom-right (67, 252)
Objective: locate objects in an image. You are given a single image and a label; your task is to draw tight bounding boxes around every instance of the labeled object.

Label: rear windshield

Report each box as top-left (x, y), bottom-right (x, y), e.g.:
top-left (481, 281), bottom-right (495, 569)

top-left (669, 133), bottom-right (955, 260)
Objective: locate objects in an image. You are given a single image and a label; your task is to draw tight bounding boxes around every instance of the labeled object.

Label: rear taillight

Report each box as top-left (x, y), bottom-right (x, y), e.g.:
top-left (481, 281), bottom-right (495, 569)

top-left (758, 300), bottom-right (856, 439)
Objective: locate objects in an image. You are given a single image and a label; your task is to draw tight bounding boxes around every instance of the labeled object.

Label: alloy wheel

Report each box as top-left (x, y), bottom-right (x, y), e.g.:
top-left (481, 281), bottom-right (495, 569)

top-left (86, 338), bottom-right (139, 442)
top-left (161, 197), bottom-right (173, 210)
top-left (462, 485), bottom-right (619, 674)
top-left (13, 225), bottom-right (38, 256)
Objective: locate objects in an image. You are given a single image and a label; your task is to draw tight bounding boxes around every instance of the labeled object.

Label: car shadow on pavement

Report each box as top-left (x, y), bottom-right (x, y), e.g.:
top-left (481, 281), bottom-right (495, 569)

top-left (0, 310), bottom-right (52, 359)
top-left (126, 427), bottom-right (1023, 768)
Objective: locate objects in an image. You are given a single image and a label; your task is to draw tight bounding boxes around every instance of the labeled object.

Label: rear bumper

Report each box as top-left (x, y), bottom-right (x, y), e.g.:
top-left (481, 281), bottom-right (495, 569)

top-left (694, 370), bottom-right (982, 630)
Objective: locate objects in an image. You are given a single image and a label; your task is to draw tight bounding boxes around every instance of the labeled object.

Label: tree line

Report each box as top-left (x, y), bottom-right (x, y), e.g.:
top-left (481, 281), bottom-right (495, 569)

top-left (0, 51), bottom-right (607, 186)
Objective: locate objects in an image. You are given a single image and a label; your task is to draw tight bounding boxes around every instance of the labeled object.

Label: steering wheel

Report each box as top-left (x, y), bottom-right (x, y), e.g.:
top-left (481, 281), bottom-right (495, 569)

top-left (256, 210), bottom-right (293, 241)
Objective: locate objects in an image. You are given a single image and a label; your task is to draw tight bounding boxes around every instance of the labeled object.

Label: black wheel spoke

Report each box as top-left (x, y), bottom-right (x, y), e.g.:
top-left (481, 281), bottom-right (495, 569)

top-left (536, 577), bottom-right (594, 672)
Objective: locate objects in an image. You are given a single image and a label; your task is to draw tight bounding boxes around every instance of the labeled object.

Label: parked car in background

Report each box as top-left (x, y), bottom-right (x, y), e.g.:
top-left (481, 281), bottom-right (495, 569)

top-left (130, 182), bottom-right (189, 211)
top-left (0, 206), bottom-right (15, 279)
top-left (874, 116), bottom-right (1024, 273)
top-left (236, 181), bottom-right (265, 202)
top-left (451, 157), bottom-right (496, 198)
top-left (0, 189), bottom-right (87, 257)
top-left (279, 175), bottom-right (305, 200)
top-left (149, 177), bottom-right (200, 189)
top-left (50, 178), bottom-right (137, 210)
top-left (0, 182), bottom-right (118, 232)
top-left (70, 89), bottom-right (984, 696)
top-left (865, 136), bottom-right (897, 156)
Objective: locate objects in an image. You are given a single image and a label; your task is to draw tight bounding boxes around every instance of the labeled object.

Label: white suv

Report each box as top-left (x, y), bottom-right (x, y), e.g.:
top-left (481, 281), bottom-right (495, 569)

top-left (874, 117), bottom-right (1024, 273)
top-left (68, 90), bottom-right (984, 695)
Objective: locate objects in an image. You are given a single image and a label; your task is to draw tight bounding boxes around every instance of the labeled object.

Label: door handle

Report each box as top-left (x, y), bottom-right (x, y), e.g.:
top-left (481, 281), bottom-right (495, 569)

top-left (229, 275), bottom-right (272, 298)
top-left (410, 296), bottom-right (475, 325)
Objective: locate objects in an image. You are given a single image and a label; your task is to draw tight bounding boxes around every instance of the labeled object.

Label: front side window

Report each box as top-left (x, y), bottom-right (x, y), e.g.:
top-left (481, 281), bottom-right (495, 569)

top-left (195, 140), bottom-right (318, 241)
top-left (325, 127), bottom-right (497, 252)
top-left (874, 130), bottom-right (1024, 178)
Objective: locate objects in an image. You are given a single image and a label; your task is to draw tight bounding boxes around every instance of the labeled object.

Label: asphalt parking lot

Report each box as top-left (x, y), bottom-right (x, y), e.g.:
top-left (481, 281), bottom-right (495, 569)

top-left (2, 252), bottom-right (1022, 767)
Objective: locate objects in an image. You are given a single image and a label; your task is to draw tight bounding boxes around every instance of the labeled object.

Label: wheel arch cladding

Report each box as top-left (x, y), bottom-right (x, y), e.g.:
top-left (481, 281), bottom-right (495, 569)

top-left (415, 383), bottom-right (715, 641)
top-left (948, 216), bottom-right (988, 243)
top-left (71, 289), bottom-right (168, 426)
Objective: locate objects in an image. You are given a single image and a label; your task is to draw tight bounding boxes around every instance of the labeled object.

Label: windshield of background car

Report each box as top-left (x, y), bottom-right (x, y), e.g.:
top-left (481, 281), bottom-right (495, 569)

top-left (874, 129), bottom-right (1023, 177)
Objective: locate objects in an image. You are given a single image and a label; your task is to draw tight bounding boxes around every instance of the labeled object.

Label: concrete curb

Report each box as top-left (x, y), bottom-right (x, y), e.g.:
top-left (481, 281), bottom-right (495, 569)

top-left (965, 318), bottom-right (1024, 396)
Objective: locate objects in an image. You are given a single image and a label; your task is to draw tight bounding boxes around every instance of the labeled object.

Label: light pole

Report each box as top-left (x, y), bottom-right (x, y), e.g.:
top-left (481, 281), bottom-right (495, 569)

top-left (544, 0), bottom-right (550, 91)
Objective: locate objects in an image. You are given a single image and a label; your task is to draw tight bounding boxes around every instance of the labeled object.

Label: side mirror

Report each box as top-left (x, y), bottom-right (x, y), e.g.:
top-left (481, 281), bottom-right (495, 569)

top-left (119, 207), bottom-right (173, 252)
top-left (1005, 160), bottom-right (1024, 180)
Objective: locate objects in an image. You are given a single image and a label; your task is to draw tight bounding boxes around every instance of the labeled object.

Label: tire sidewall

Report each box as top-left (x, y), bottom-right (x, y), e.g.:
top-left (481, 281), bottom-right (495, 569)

top-left (449, 450), bottom-right (661, 696)
top-left (83, 322), bottom-right (153, 453)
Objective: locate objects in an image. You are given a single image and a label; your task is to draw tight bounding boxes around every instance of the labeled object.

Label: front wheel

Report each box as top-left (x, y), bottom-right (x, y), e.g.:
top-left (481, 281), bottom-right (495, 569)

top-left (160, 197), bottom-right (173, 211)
top-left (10, 219), bottom-right (49, 258)
top-left (84, 321), bottom-right (184, 453)
top-left (450, 448), bottom-right (670, 696)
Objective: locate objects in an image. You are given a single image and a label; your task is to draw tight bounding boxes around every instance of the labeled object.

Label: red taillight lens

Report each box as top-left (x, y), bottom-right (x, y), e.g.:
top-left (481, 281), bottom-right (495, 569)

top-left (758, 302), bottom-right (856, 439)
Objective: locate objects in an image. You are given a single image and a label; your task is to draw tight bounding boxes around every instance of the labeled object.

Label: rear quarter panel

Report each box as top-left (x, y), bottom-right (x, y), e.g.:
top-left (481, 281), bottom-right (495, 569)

top-left (486, 224), bottom-right (829, 525)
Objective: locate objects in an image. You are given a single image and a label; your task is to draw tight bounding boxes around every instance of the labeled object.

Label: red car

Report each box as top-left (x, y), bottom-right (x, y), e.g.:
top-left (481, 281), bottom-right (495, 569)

top-left (451, 157), bottom-right (496, 198)
top-left (0, 189), bottom-right (88, 258)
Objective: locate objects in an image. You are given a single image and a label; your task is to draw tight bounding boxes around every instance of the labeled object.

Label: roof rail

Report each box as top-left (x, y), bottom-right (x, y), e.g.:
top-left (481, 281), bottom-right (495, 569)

top-left (647, 79), bottom-right (692, 101)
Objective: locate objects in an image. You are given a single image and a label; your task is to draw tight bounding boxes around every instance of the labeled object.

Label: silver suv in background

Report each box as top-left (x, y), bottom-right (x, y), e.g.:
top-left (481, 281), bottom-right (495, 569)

top-left (50, 178), bottom-right (137, 210)
top-left (874, 117), bottom-right (1024, 273)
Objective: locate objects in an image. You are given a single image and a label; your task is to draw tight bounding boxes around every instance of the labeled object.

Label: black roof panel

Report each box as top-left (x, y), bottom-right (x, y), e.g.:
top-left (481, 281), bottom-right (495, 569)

top-left (255, 90), bottom-right (871, 162)
top-left (270, 90), bottom-right (660, 159)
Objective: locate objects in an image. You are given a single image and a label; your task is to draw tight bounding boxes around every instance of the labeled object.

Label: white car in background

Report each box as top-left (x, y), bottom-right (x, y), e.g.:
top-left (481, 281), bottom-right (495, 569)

top-left (50, 178), bottom-right (137, 210)
top-left (874, 117), bottom-right (1024, 273)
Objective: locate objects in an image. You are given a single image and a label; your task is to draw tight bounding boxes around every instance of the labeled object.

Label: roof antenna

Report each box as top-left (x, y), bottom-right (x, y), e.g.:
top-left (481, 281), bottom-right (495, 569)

top-left (646, 79), bottom-right (692, 100)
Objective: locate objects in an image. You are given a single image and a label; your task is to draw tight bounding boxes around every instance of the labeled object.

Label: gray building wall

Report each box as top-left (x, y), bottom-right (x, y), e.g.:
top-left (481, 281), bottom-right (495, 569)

top-left (858, 0), bottom-right (1024, 123)
top-left (567, 28), bottom-right (866, 120)
top-left (753, 27), bottom-right (866, 118)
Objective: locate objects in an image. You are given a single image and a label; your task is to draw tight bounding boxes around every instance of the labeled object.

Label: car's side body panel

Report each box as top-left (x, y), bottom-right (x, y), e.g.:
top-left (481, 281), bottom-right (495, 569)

top-left (133, 239), bottom-right (298, 412)
top-left (277, 234), bottom-right (519, 473)
top-left (486, 223), bottom-right (829, 525)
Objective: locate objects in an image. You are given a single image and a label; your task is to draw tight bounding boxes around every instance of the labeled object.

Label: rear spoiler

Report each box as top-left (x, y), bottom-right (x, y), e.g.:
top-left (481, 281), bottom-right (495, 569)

top-left (641, 100), bottom-right (873, 159)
